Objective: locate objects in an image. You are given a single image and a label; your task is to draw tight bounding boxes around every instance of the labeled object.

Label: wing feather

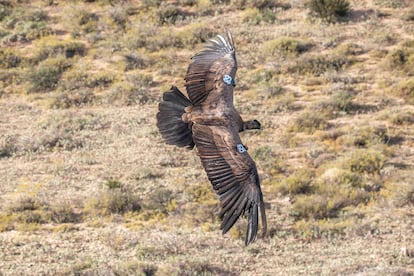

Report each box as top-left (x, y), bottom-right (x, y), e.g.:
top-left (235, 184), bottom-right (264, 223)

top-left (185, 31), bottom-right (237, 106)
top-left (192, 124), bottom-right (266, 245)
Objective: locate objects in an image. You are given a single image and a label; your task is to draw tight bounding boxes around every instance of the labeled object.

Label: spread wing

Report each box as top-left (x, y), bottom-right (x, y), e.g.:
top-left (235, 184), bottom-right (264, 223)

top-left (192, 124), bottom-right (267, 245)
top-left (184, 31), bottom-right (237, 106)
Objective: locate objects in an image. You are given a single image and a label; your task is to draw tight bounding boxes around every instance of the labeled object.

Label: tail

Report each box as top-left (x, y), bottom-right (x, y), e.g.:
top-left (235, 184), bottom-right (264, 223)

top-left (156, 86), bottom-right (194, 149)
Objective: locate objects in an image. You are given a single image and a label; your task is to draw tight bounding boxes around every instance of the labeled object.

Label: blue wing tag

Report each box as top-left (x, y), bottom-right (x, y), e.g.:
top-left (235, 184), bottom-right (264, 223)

top-left (236, 143), bottom-right (247, 153)
top-left (223, 74), bottom-right (234, 86)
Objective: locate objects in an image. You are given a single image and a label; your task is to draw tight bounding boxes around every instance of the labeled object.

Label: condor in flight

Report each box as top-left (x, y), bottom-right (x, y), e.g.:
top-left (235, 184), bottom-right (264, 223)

top-left (156, 31), bottom-right (267, 245)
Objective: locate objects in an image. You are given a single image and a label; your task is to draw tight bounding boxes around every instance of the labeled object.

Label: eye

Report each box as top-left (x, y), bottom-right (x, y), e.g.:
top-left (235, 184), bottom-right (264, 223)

top-left (223, 74), bottom-right (233, 86)
top-left (236, 143), bottom-right (247, 153)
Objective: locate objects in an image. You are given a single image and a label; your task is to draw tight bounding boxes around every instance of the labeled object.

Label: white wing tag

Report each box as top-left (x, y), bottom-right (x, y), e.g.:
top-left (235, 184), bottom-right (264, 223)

top-left (236, 143), bottom-right (247, 153)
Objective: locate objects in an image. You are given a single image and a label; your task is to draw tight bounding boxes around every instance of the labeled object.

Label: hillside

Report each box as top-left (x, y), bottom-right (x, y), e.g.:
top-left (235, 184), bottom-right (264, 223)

top-left (0, 0), bottom-right (413, 274)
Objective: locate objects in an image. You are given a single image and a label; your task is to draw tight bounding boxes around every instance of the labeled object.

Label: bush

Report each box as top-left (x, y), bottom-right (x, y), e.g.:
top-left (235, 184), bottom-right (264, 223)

top-left (337, 125), bottom-right (388, 148)
top-left (383, 44), bottom-right (414, 75)
top-left (278, 170), bottom-right (314, 195)
top-left (373, 0), bottom-right (407, 8)
top-left (172, 23), bottom-right (214, 48)
top-left (1, 7), bottom-right (54, 43)
top-left (262, 37), bottom-right (312, 57)
top-left (84, 186), bottom-right (141, 216)
top-left (312, 89), bottom-right (355, 117)
top-left (7, 196), bottom-right (39, 212)
top-left (0, 135), bottom-right (15, 158)
top-left (306, 0), bottom-right (351, 23)
top-left (288, 111), bottom-right (328, 134)
top-left (0, 49), bottom-right (20, 69)
top-left (27, 56), bottom-right (72, 92)
top-left (49, 203), bottom-right (80, 223)
top-left (387, 109), bottom-right (414, 125)
top-left (33, 39), bottom-right (86, 63)
top-left (292, 167), bottom-right (372, 221)
top-left (345, 149), bottom-right (385, 175)
top-left (290, 54), bottom-right (349, 76)
top-left (292, 194), bottom-right (336, 220)
top-left (123, 53), bottom-right (149, 71)
top-left (156, 5), bottom-right (189, 25)
top-left (395, 79), bottom-right (414, 104)
top-left (242, 8), bottom-right (276, 25)
top-left (51, 90), bottom-right (95, 109)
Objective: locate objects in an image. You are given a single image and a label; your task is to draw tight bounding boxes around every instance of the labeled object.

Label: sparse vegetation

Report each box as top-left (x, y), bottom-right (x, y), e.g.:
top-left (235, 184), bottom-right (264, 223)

top-left (290, 53), bottom-right (350, 76)
top-left (0, 0), bottom-right (413, 275)
top-left (242, 7), bottom-right (276, 25)
top-left (27, 56), bottom-right (72, 92)
top-left (262, 37), bottom-right (312, 57)
top-left (84, 184), bottom-right (141, 216)
top-left (306, 0), bottom-right (351, 23)
top-left (288, 111), bottom-right (328, 133)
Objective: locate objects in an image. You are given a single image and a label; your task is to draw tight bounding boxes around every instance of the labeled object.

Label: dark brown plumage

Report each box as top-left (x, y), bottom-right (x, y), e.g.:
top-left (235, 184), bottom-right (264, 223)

top-left (156, 31), bottom-right (266, 245)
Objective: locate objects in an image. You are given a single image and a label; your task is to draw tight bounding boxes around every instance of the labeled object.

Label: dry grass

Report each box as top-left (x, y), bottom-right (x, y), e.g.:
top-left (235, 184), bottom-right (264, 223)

top-left (0, 0), bottom-right (414, 275)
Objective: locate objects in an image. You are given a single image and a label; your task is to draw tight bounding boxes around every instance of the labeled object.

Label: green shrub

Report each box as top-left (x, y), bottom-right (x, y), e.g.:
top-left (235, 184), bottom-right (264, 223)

top-left (393, 183), bottom-right (414, 207)
top-left (262, 37), bottom-right (312, 57)
top-left (0, 135), bottom-right (16, 158)
top-left (354, 127), bottom-right (387, 147)
top-left (336, 42), bottom-right (364, 56)
top-left (395, 79), bottom-right (414, 104)
top-left (2, 21), bottom-right (54, 43)
top-left (232, 0), bottom-right (290, 10)
top-left (106, 178), bottom-right (122, 189)
top-left (0, 49), bottom-right (20, 69)
top-left (105, 73), bottom-right (154, 105)
top-left (7, 196), bottom-right (39, 212)
top-left (27, 56), bottom-right (72, 92)
top-left (292, 168), bottom-right (372, 221)
top-left (156, 5), bottom-right (189, 25)
top-left (311, 89), bottom-right (354, 118)
top-left (292, 194), bottom-right (336, 220)
top-left (49, 203), bottom-right (80, 223)
top-left (383, 44), bottom-right (414, 75)
top-left (373, 0), bottom-right (407, 8)
top-left (86, 72), bottom-right (115, 88)
top-left (278, 170), bottom-right (314, 195)
top-left (62, 6), bottom-right (100, 37)
top-left (123, 53), bottom-right (149, 71)
top-left (0, 2), bottom-right (13, 21)
top-left (242, 8), bottom-right (276, 25)
top-left (1, 7), bottom-right (53, 43)
top-left (108, 5), bottom-right (129, 30)
top-left (387, 109), bottom-right (414, 125)
top-left (288, 111), bottom-right (328, 134)
top-left (51, 90), bottom-right (95, 109)
top-left (172, 23), bottom-right (214, 48)
top-left (33, 39), bottom-right (86, 63)
top-left (345, 149), bottom-right (385, 175)
top-left (84, 186), bottom-right (141, 216)
top-left (107, 82), bottom-right (150, 106)
top-left (317, 168), bottom-right (362, 189)
top-left (290, 54), bottom-right (349, 76)
top-left (328, 89), bottom-right (354, 112)
top-left (306, 0), bottom-right (351, 23)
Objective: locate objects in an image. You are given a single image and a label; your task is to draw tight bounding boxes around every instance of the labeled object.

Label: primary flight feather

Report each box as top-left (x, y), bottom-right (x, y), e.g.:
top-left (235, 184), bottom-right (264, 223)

top-left (156, 31), bottom-right (266, 245)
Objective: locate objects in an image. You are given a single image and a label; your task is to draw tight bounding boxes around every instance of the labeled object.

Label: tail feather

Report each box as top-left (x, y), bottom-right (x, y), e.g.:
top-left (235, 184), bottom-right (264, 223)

top-left (245, 203), bottom-right (259, 246)
top-left (156, 86), bottom-right (194, 149)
